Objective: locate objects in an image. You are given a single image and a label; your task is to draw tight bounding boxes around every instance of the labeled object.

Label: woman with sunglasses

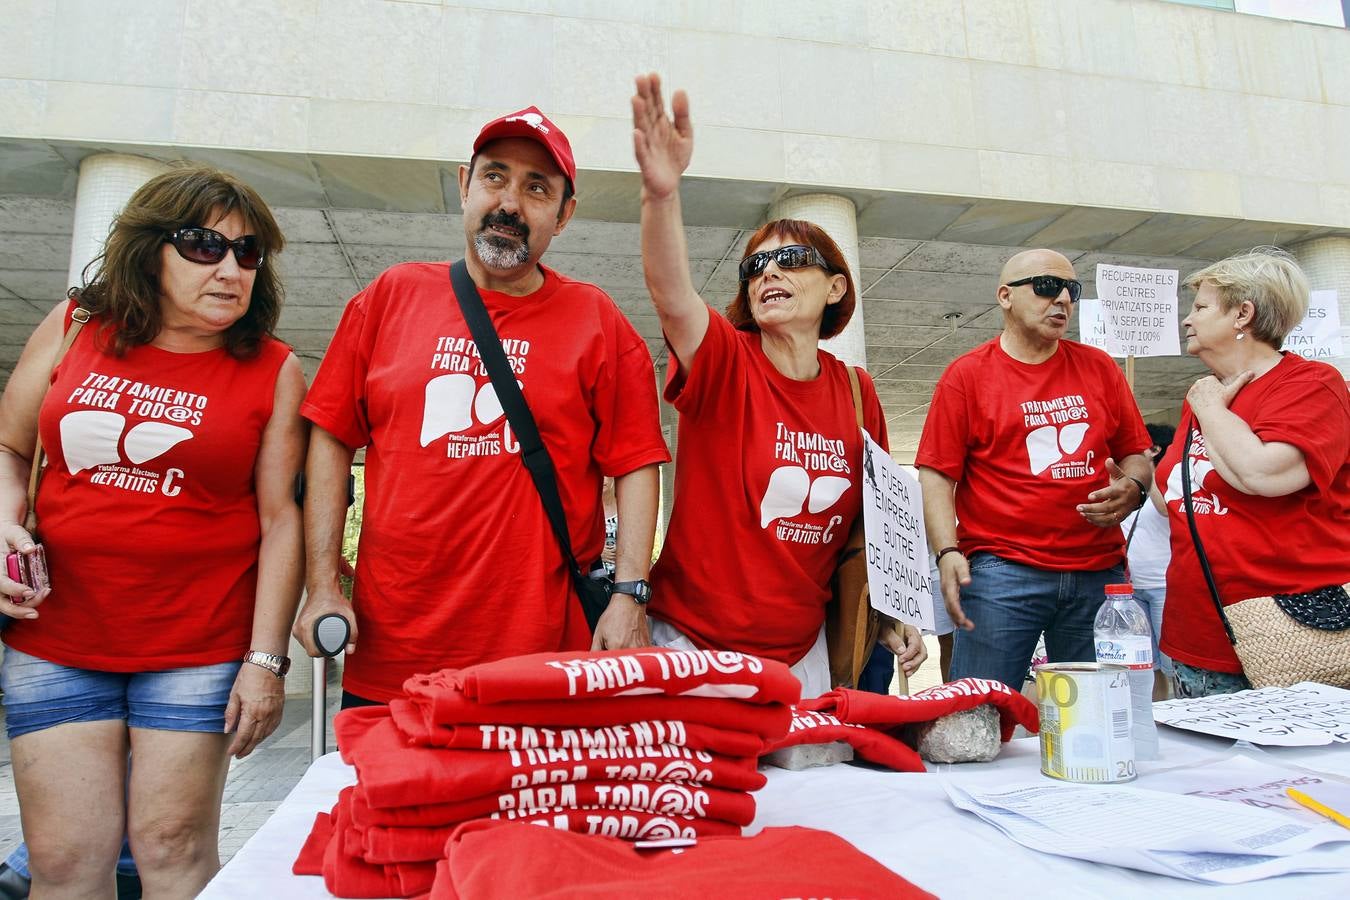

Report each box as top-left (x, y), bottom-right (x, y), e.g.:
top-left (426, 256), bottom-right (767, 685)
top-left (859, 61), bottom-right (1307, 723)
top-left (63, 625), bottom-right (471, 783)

top-left (632, 75), bottom-right (925, 697)
top-left (0, 164), bottom-right (306, 897)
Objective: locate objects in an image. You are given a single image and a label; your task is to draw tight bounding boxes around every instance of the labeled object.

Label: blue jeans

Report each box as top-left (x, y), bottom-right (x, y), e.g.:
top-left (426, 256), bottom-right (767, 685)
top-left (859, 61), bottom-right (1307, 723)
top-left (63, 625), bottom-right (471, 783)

top-left (949, 553), bottom-right (1125, 692)
top-left (1131, 586), bottom-right (1174, 677)
top-left (0, 647), bottom-right (240, 740)
top-left (1171, 661), bottom-right (1250, 698)
top-left (857, 644), bottom-right (894, 694)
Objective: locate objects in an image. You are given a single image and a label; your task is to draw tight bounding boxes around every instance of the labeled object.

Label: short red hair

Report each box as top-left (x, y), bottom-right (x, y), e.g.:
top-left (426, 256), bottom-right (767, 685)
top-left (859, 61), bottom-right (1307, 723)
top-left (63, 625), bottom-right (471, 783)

top-left (725, 219), bottom-right (856, 339)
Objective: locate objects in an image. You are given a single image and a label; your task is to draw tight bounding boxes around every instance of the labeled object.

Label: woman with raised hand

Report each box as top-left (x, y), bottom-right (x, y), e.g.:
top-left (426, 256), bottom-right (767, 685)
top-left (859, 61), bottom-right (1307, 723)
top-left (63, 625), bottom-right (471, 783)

top-left (632, 73), bottom-right (925, 698)
top-left (0, 165), bottom-right (307, 897)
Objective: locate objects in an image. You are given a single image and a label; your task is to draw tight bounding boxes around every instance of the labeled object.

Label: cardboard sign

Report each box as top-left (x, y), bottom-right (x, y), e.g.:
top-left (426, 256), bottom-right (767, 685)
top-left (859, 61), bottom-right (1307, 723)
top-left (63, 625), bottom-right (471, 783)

top-left (1282, 290), bottom-right (1343, 360)
top-left (1092, 264), bottom-right (1181, 357)
top-left (860, 430), bottom-right (934, 629)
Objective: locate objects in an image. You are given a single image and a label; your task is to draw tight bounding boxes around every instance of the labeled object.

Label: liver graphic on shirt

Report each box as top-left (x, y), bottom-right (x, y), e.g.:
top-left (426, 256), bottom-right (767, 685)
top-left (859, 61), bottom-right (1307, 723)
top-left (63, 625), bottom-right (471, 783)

top-left (1164, 444), bottom-right (1228, 515)
top-left (1025, 423), bottom-right (1090, 476)
top-left (758, 466), bottom-right (851, 528)
top-left (59, 410), bottom-right (193, 474)
top-left (419, 374), bottom-right (513, 447)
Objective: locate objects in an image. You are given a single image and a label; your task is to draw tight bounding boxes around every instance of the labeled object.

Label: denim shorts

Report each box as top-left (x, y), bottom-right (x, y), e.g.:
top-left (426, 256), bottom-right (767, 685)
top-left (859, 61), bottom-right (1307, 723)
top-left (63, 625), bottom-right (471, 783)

top-left (0, 647), bottom-right (241, 741)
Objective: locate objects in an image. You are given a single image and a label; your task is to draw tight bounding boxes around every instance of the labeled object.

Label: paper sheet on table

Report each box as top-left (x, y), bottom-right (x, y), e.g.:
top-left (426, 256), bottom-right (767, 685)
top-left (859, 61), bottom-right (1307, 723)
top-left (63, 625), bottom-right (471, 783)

top-left (942, 778), bottom-right (1350, 883)
top-left (1142, 753), bottom-right (1350, 827)
top-left (1153, 683), bottom-right (1350, 746)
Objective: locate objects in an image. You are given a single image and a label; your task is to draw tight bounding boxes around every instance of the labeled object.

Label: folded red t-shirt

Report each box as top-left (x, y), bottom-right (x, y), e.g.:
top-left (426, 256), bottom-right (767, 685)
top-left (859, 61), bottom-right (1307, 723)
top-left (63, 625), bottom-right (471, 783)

top-left (292, 807), bottom-right (436, 898)
top-left (384, 708), bottom-right (766, 758)
top-left (437, 648), bottom-right (800, 706)
top-left (396, 685), bottom-right (792, 740)
top-left (763, 708), bottom-right (926, 772)
top-left (487, 807), bottom-right (741, 839)
top-left (427, 821), bottom-right (936, 900)
top-left (337, 707), bottom-right (765, 809)
top-left (350, 777), bottom-right (755, 829)
top-left (801, 678), bottom-right (1039, 740)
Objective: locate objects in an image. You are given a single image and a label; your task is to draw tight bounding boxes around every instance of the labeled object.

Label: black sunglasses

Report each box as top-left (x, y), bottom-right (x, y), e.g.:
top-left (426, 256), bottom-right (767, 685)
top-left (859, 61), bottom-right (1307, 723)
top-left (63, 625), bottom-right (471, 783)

top-left (1005, 274), bottom-right (1081, 303)
top-left (738, 244), bottom-right (830, 282)
top-left (165, 227), bottom-right (265, 270)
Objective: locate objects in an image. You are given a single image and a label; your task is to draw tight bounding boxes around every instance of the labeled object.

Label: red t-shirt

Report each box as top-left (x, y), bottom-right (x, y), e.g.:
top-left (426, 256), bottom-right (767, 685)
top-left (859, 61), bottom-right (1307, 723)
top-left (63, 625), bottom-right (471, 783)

top-left (5, 308), bottom-right (292, 670)
top-left (302, 262), bottom-right (669, 701)
top-left (648, 314), bottom-right (888, 666)
top-left (1157, 354), bottom-right (1350, 673)
top-left (915, 337), bottom-right (1150, 571)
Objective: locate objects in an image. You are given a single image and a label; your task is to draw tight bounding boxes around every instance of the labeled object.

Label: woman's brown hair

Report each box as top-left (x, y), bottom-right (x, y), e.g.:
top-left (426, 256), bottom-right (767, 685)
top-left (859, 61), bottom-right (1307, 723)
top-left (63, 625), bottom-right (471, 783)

top-left (76, 163), bottom-right (285, 358)
top-left (725, 219), bottom-right (856, 339)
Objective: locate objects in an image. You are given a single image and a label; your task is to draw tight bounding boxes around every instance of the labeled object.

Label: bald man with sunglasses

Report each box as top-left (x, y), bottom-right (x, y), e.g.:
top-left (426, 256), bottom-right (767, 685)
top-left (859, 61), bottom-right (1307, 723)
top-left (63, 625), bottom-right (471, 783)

top-left (915, 249), bottom-right (1153, 693)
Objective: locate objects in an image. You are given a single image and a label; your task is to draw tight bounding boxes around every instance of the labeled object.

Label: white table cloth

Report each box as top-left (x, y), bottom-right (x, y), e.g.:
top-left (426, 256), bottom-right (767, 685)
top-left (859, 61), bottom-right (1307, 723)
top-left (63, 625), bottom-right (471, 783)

top-left (201, 727), bottom-right (1350, 899)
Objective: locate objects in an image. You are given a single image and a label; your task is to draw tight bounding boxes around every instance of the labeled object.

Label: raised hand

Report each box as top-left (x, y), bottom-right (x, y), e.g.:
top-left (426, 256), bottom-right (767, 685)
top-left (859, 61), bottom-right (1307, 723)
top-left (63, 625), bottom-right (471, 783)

top-left (631, 72), bottom-right (693, 201)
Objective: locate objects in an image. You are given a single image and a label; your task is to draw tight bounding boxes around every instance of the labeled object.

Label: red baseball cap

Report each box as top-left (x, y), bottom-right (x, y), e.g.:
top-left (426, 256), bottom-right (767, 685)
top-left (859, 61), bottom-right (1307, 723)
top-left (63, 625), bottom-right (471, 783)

top-left (472, 106), bottom-right (576, 188)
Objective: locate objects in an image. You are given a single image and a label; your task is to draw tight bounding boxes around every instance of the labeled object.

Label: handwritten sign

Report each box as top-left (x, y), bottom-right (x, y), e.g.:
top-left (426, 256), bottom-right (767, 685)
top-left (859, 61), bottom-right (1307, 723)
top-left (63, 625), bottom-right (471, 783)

top-left (1282, 290), bottom-right (1343, 360)
top-left (1092, 264), bottom-right (1181, 357)
top-left (860, 430), bottom-right (934, 629)
top-left (1076, 298), bottom-right (1111, 353)
top-left (1153, 682), bottom-right (1350, 746)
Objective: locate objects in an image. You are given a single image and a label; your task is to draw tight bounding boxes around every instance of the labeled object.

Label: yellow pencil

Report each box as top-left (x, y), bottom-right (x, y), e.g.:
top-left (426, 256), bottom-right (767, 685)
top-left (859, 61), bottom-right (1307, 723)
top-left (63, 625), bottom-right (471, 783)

top-left (1287, 788), bottom-right (1350, 831)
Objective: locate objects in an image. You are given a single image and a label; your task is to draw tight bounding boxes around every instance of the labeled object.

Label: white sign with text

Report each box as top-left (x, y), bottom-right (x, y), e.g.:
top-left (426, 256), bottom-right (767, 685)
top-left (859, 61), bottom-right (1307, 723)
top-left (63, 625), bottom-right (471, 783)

top-left (860, 430), bottom-right (934, 629)
top-left (1153, 682), bottom-right (1350, 746)
top-left (1093, 264), bottom-right (1181, 357)
top-left (1282, 290), bottom-right (1343, 360)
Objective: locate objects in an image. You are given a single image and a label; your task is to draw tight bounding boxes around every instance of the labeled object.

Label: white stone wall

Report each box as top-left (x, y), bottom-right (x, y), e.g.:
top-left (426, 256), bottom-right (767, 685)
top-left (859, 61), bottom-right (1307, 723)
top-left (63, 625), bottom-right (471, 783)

top-left (0, 0), bottom-right (1348, 226)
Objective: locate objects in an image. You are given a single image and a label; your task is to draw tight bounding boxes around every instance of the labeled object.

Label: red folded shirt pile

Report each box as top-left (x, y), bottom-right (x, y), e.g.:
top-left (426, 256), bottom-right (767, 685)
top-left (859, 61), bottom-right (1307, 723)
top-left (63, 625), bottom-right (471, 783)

top-left (294, 648), bottom-right (799, 898)
top-left (763, 677), bottom-right (1041, 772)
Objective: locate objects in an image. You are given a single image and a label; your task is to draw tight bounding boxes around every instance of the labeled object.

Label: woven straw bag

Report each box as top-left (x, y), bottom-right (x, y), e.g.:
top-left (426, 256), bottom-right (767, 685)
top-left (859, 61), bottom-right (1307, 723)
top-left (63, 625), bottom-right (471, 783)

top-left (1181, 423), bottom-right (1350, 689)
top-left (1222, 586), bottom-right (1350, 689)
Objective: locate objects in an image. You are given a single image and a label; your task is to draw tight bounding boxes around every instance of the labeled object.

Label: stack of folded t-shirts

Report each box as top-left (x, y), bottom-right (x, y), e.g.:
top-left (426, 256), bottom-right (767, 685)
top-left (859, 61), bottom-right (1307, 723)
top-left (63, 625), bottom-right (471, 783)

top-left (293, 648), bottom-right (799, 898)
top-left (763, 677), bottom-right (1040, 771)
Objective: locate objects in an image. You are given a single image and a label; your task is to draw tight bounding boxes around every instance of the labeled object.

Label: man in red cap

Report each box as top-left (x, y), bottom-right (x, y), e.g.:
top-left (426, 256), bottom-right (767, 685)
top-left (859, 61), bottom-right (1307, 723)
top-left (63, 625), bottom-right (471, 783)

top-left (295, 107), bottom-right (669, 707)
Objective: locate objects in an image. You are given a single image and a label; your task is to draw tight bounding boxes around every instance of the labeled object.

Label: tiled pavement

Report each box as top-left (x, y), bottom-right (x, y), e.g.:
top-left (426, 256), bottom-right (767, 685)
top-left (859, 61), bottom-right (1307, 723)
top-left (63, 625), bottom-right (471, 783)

top-left (0, 638), bottom-right (945, 865)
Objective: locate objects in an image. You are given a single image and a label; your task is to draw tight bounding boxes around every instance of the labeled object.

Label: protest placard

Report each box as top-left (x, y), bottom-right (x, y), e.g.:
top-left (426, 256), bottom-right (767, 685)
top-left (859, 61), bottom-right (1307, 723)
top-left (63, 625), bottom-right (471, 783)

top-left (1077, 298), bottom-right (1110, 354)
top-left (1153, 682), bottom-right (1350, 746)
top-left (1282, 290), bottom-right (1343, 360)
top-left (859, 430), bottom-right (934, 629)
top-left (1093, 264), bottom-right (1181, 358)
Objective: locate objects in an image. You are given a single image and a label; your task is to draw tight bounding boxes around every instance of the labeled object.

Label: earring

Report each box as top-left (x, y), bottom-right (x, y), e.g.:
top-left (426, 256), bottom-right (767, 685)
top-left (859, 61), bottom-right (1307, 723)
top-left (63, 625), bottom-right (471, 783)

top-left (1235, 331), bottom-right (1245, 341)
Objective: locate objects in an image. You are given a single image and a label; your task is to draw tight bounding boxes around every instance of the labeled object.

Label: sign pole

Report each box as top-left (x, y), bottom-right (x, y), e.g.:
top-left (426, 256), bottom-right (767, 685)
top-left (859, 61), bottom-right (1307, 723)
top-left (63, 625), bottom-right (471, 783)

top-left (1125, 354), bottom-right (1136, 393)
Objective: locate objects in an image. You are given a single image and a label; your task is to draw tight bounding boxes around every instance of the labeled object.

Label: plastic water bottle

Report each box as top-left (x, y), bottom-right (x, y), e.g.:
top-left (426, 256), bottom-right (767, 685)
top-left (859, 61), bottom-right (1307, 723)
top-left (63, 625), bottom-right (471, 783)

top-left (1093, 583), bottom-right (1160, 760)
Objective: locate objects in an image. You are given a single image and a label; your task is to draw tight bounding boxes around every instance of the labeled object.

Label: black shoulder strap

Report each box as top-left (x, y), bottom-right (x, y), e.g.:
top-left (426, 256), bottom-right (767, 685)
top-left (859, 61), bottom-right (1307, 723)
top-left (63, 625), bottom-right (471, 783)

top-left (448, 261), bottom-right (587, 585)
top-left (1180, 421), bottom-right (1237, 645)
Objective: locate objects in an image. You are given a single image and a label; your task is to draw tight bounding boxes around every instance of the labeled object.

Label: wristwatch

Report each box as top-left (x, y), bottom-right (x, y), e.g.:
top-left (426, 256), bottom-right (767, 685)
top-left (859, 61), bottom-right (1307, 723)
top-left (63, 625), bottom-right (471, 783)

top-left (244, 650), bottom-right (291, 678)
top-left (610, 579), bottom-right (652, 605)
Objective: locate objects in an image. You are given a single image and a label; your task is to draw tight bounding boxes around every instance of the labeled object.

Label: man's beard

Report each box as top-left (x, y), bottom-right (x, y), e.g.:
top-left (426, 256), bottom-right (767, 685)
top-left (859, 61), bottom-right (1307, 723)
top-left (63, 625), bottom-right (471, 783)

top-left (474, 211), bottom-right (532, 270)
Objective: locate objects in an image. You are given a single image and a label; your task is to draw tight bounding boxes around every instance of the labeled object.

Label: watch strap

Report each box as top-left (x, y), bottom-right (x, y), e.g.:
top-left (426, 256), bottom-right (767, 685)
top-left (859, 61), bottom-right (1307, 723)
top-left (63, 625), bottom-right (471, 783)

top-left (610, 579), bottom-right (652, 605)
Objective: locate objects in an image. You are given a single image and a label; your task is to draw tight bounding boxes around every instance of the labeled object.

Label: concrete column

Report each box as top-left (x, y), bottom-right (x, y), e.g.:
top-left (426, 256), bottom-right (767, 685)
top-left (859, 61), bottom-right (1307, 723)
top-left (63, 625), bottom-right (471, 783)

top-left (67, 154), bottom-right (169, 291)
top-left (1289, 237), bottom-right (1350, 379)
top-left (766, 193), bottom-right (865, 368)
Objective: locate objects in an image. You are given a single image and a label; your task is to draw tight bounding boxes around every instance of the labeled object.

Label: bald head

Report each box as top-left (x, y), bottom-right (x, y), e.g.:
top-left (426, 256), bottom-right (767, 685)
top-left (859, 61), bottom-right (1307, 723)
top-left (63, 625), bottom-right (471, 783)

top-left (999, 249), bottom-right (1075, 286)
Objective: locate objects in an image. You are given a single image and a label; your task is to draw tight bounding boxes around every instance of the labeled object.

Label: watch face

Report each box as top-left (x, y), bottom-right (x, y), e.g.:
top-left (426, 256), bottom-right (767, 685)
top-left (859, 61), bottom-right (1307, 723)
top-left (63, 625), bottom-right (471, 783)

top-left (277, 656), bottom-right (291, 677)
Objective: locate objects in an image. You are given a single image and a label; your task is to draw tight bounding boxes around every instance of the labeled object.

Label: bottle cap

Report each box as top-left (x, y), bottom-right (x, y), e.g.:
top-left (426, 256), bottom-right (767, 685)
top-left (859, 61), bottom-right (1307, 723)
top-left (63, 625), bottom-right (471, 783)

top-left (1104, 583), bottom-right (1133, 595)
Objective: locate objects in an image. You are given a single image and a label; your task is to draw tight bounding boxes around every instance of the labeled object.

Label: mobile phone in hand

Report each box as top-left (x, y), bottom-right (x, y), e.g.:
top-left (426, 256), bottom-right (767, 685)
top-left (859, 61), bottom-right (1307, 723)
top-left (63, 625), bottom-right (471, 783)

top-left (5, 544), bottom-right (49, 596)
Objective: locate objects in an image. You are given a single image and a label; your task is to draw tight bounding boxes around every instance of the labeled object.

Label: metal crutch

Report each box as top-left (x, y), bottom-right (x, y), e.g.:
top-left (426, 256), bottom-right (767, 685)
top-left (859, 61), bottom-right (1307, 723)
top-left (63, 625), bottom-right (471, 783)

top-left (310, 613), bottom-right (351, 761)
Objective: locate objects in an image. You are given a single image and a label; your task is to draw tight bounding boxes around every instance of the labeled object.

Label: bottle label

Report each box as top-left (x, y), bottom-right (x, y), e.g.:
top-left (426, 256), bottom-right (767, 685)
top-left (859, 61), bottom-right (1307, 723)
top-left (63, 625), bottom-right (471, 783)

top-left (1094, 636), bottom-right (1152, 670)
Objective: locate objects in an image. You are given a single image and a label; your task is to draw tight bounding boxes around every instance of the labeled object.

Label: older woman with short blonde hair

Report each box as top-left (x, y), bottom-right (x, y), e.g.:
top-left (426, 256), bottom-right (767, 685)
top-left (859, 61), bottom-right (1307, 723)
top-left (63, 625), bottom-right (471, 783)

top-left (1155, 248), bottom-right (1350, 697)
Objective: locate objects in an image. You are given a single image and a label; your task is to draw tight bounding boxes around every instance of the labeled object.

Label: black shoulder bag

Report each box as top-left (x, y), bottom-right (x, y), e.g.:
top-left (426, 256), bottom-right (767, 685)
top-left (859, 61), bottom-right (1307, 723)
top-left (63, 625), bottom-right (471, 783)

top-left (449, 261), bottom-right (610, 632)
